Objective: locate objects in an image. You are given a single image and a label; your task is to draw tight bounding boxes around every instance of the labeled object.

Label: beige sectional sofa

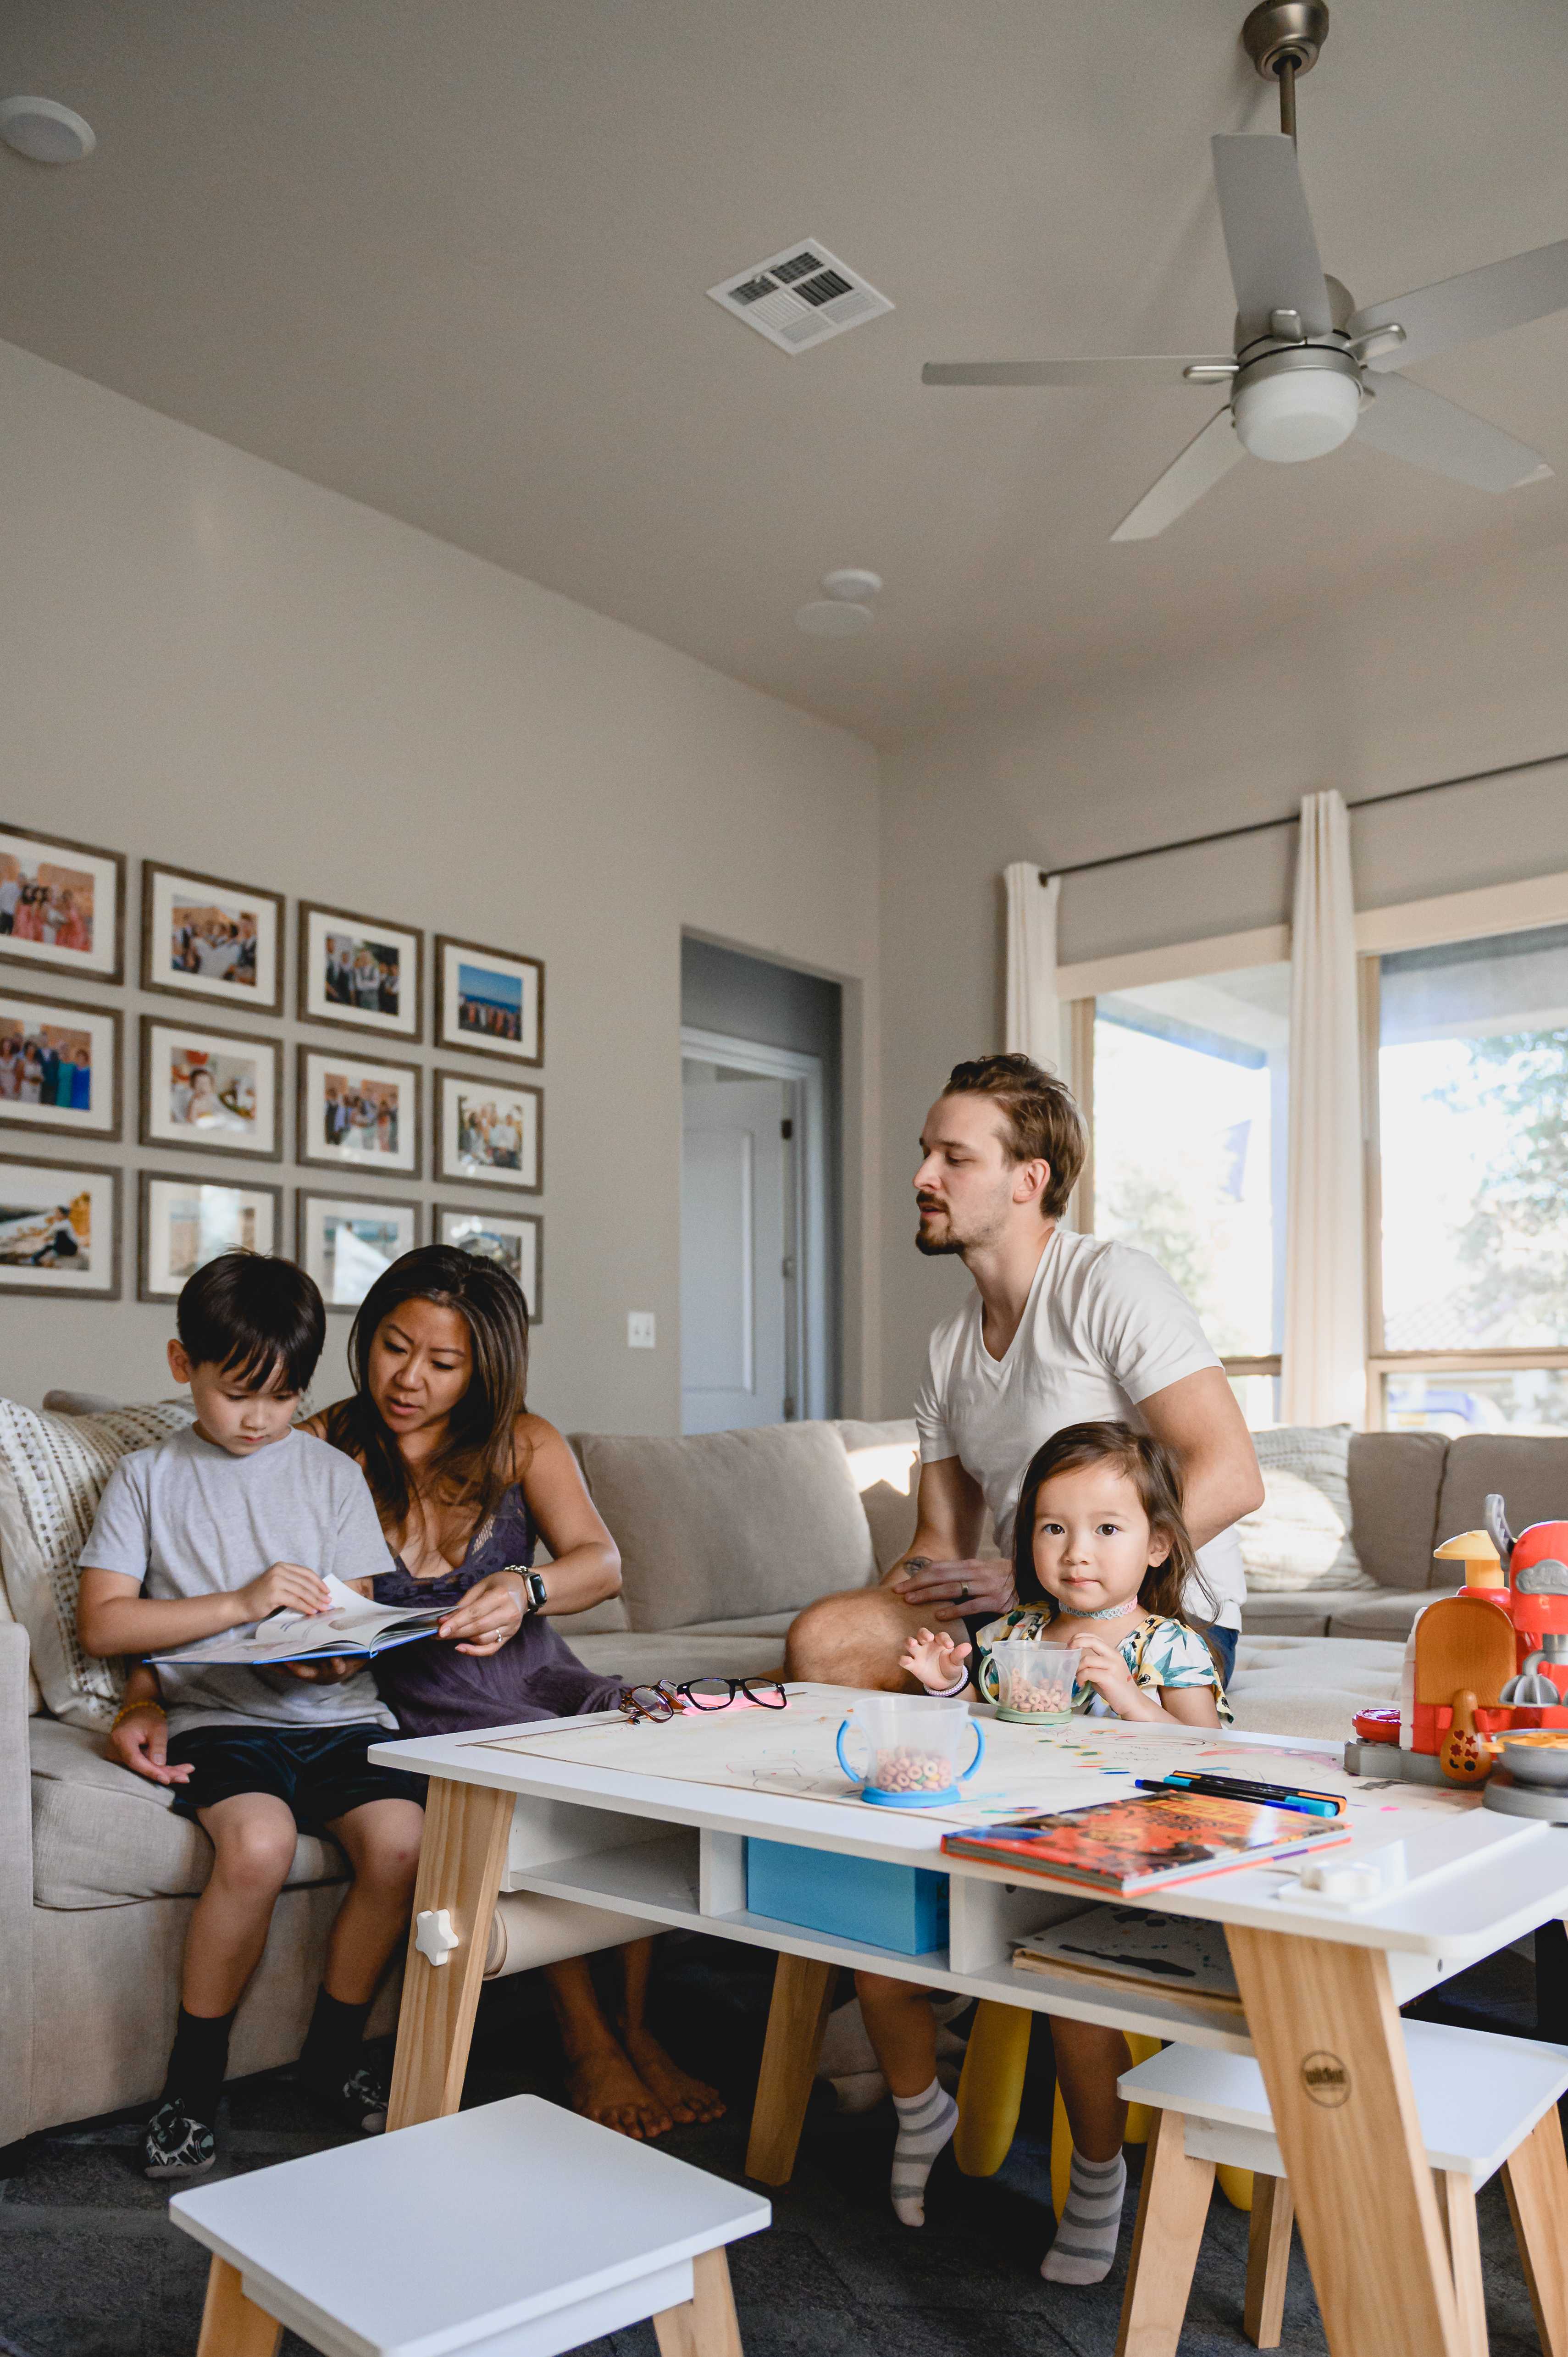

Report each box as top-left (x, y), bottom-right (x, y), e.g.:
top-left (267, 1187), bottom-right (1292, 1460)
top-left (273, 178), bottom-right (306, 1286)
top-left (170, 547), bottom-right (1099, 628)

top-left (3, 1403), bottom-right (1559, 2149)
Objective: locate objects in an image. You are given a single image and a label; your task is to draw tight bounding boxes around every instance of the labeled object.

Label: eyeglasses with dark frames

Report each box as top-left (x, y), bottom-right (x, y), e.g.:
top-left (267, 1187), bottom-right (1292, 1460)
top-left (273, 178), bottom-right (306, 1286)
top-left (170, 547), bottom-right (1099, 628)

top-left (618, 1677), bottom-right (787, 1723)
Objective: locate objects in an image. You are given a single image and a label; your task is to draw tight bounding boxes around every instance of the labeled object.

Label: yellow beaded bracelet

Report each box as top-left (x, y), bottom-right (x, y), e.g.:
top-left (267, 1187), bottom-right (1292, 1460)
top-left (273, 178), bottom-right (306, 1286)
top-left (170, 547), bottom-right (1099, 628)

top-left (109, 1698), bottom-right (166, 1733)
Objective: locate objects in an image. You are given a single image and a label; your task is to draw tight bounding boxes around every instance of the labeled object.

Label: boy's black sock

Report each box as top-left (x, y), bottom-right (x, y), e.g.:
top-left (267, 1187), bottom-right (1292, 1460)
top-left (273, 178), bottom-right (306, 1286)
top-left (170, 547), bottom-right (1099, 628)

top-left (299, 1987), bottom-right (374, 2088)
top-left (160, 2006), bottom-right (236, 2125)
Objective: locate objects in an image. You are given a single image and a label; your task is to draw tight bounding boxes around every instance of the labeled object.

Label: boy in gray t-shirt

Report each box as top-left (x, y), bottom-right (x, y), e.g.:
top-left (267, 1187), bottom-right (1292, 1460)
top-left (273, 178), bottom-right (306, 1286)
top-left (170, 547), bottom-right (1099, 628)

top-left (77, 1252), bottom-right (425, 2180)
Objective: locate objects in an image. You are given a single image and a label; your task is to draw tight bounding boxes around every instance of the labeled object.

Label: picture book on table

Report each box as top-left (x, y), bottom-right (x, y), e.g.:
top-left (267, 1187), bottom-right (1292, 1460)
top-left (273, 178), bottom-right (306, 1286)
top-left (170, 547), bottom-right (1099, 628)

top-left (942, 1789), bottom-right (1351, 1894)
top-left (148, 1572), bottom-right (447, 1669)
top-left (1012, 1904), bottom-right (1242, 2012)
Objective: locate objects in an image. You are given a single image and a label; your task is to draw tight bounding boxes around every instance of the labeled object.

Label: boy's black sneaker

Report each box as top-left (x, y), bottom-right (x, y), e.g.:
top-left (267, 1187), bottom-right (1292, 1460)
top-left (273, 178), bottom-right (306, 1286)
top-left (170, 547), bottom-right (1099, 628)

top-left (143, 2099), bottom-right (216, 2180)
top-left (301, 2055), bottom-right (390, 2136)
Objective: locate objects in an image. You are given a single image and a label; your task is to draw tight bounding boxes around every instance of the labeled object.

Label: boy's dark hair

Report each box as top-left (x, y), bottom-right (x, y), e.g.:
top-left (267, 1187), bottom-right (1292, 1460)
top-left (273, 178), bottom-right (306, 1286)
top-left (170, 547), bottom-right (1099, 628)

top-left (940, 1054), bottom-right (1085, 1220)
top-left (1012, 1418), bottom-right (1222, 1668)
top-left (176, 1250), bottom-right (326, 1395)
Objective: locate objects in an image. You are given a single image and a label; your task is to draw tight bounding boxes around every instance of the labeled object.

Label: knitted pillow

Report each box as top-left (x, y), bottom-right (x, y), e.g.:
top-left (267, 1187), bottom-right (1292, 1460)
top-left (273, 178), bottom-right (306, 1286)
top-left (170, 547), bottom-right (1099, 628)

top-left (0, 1398), bottom-right (196, 1727)
top-left (1237, 1423), bottom-right (1377, 1594)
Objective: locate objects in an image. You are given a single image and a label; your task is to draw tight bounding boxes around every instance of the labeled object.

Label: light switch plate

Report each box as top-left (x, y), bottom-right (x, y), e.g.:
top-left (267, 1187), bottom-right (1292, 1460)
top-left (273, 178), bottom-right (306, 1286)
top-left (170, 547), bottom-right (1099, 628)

top-left (627, 1311), bottom-right (656, 1349)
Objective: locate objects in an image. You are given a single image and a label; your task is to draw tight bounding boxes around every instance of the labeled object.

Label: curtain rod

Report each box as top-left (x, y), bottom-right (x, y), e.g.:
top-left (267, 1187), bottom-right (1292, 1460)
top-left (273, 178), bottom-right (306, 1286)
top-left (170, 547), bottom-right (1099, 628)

top-left (1038, 749), bottom-right (1568, 886)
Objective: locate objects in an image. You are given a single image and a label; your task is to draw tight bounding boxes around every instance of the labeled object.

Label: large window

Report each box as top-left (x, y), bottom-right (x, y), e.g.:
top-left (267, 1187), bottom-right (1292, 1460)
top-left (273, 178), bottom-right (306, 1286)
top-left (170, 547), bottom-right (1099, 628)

top-left (1087, 963), bottom-right (1288, 1426)
top-left (1370, 922), bottom-right (1568, 1435)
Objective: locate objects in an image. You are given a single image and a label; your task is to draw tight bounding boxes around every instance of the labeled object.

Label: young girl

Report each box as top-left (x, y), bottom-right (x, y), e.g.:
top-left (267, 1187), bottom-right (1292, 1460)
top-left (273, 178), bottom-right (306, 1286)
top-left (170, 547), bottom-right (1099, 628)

top-left (854, 1420), bottom-right (1228, 2274)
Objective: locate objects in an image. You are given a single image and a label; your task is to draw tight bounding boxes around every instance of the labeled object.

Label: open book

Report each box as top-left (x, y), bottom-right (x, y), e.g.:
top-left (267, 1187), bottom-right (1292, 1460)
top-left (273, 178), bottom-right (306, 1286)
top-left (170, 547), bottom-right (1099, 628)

top-left (149, 1573), bottom-right (448, 1669)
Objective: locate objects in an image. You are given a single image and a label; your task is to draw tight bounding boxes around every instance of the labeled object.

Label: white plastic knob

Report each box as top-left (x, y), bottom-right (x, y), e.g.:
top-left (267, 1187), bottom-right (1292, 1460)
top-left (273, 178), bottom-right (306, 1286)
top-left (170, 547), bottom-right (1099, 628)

top-left (415, 1908), bottom-right (460, 1966)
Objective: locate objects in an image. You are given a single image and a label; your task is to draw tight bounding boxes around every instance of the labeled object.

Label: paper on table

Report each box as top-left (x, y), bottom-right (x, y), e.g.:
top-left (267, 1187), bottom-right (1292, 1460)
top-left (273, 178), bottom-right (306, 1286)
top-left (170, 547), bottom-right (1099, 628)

top-left (149, 1571), bottom-right (447, 1668)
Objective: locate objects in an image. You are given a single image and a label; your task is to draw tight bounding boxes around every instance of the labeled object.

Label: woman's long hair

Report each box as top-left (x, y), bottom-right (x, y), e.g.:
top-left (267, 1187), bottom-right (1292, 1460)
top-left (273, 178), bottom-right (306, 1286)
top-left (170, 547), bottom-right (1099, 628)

top-left (322, 1245), bottom-right (530, 1532)
top-left (1012, 1419), bottom-right (1221, 1662)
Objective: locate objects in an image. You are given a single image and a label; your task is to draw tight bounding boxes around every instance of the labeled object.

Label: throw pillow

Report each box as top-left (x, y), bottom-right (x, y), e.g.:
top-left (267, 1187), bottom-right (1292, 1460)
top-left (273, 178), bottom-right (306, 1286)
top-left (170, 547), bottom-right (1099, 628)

top-left (0, 1398), bottom-right (196, 1728)
top-left (1237, 1424), bottom-right (1377, 1594)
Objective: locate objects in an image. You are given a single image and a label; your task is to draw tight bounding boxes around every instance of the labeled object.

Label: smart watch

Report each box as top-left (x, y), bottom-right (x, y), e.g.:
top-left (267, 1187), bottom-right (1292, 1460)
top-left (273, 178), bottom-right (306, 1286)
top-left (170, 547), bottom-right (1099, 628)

top-left (506, 1566), bottom-right (548, 1617)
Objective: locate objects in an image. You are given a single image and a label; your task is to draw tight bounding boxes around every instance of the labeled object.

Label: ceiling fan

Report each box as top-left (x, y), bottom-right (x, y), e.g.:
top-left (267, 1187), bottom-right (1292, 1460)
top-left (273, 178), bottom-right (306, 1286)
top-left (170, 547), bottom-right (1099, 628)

top-left (923, 0), bottom-right (1568, 539)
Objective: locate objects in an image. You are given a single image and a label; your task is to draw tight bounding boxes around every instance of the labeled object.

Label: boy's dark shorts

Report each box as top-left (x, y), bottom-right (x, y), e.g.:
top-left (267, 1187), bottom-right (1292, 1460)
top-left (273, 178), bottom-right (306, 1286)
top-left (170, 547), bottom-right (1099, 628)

top-left (167, 1722), bottom-right (426, 1825)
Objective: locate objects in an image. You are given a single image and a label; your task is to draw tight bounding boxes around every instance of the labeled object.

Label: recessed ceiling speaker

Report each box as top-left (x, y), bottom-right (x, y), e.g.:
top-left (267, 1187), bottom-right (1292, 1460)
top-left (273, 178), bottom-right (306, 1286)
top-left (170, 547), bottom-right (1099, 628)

top-left (0, 96), bottom-right (96, 164)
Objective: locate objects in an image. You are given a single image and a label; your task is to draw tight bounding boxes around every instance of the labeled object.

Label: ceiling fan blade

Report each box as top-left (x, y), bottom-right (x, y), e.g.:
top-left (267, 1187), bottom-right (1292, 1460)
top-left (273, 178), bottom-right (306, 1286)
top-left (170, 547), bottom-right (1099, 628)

top-left (1354, 372), bottom-right (1552, 493)
top-left (1110, 408), bottom-right (1245, 541)
top-left (1210, 133), bottom-right (1332, 344)
top-left (1350, 237), bottom-right (1568, 372)
top-left (922, 357), bottom-right (1230, 387)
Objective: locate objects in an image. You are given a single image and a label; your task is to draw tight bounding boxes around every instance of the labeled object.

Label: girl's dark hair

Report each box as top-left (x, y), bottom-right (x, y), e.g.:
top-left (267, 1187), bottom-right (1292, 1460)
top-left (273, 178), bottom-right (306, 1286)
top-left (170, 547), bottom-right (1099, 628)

top-left (322, 1245), bottom-right (529, 1527)
top-left (1012, 1419), bottom-right (1221, 1661)
top-left (177, 1250), bottom-right (325, 1394)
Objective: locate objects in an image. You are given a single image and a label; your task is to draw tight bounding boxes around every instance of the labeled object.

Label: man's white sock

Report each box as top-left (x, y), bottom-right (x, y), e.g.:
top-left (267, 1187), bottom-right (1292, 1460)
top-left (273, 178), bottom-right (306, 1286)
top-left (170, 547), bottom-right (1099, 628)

top-left (1041, 2147), bottom-right (1127, 2284)
top-left (889, 2079), bottom-right (958, 2227)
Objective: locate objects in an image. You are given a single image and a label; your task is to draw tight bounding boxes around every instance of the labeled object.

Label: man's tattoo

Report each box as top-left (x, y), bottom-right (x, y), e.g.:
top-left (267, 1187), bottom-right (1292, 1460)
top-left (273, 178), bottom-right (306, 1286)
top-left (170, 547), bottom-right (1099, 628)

top-left (905, 1556), bottom-right (933, 1573)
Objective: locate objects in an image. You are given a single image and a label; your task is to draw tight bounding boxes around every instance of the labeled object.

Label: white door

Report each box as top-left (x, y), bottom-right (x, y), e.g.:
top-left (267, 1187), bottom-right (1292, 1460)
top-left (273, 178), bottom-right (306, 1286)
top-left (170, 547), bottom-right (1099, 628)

top-left (681, 1076), bottom-right (786, 1433)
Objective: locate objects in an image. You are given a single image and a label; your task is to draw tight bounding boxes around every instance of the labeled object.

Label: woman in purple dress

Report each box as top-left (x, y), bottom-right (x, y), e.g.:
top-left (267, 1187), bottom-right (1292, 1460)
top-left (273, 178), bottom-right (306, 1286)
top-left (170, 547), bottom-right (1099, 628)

top-left (305, 1245), bottom-right (723, 2142)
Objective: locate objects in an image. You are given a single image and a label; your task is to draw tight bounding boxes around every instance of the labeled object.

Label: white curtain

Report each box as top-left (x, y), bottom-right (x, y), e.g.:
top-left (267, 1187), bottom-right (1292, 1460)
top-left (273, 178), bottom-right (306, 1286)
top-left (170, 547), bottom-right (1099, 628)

top-left (1004, 862), bottom-right (1063, 1072)
top-left (1281, 790), bottom-right (1366, 1428)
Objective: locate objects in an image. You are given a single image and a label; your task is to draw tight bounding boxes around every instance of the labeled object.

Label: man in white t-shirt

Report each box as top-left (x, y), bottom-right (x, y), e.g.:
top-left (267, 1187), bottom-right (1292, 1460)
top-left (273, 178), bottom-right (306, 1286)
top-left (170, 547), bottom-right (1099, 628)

top-left (785, 1053), bottom-right (1264, 1691)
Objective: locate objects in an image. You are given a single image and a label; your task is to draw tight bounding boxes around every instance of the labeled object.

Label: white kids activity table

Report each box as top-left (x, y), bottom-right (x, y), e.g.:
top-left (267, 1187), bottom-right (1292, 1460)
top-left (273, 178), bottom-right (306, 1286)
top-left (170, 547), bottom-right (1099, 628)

top-left (371, 1687), bottom-right (1568, 2357)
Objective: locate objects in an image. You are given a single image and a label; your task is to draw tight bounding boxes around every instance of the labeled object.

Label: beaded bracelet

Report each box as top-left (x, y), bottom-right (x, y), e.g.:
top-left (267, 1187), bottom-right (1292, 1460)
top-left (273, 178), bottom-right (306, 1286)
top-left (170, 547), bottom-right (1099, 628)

top-left (109, 1698), bottom-right (166, 1733)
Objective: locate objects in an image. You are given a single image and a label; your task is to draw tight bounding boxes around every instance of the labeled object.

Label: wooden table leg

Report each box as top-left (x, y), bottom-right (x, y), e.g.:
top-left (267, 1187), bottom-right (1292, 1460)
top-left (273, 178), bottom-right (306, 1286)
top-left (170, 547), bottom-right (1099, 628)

top-left (1243, 2175), bottom-right (1294, 2349)
top-left (654, 2248), bottom-right (745, 2357)
top-left (743, 1953), bottom-right (835, 2185)
top-left (1433, 2172), bottom-right (1488, 2357)
top-left (1501, 2104), bottom-right (1568, 2357)
top-left (195, 2256), bottom-right (281, 2357)
top-left (1115, 2106), bottom-right (1215, 2357)
top-left (386, 1776), bottom-right (514, 2132)
top-left (1227, 1926), bottom-right (1467, 2357)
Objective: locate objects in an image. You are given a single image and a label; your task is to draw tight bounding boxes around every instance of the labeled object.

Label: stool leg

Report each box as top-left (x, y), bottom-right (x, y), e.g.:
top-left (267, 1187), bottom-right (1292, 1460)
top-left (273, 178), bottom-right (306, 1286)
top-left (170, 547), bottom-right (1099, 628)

top-left (654, 2247), bottom-right (744, 2357)
top-left (1502, 2106), bottom-right (1568, 2357)
top-left (1114, 2107), bottom-right (1216, 2357)
top-left (1244, 2176), bottom-right (1294, 2349)
top-left (195, 2257), bottom-right (281, 2357)
top-left (953, 2001), bottom-right (1031, 2178)
top-left (1433, 2172), bottom-right (1488, 2357)
top-left (744, 1955), bottom-right (835, 2185)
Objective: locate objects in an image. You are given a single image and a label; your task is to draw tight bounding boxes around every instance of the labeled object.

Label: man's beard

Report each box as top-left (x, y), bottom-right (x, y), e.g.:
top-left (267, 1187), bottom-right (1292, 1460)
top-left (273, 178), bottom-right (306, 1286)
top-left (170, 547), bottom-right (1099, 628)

top-left (914, 1226), bottom-right (965, 1257)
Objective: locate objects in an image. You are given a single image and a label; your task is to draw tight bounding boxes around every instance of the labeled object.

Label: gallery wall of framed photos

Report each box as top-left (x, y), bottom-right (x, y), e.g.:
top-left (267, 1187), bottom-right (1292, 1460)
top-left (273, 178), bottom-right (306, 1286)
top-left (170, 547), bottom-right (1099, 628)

top-left (0, 823), bottom-right (544, 1334)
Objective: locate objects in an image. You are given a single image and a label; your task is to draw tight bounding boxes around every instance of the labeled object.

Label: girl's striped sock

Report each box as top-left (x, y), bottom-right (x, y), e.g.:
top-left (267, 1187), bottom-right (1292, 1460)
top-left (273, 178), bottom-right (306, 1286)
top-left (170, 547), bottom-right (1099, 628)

top-left (889, 2079), bottom-right (958, 2227)
top-left (1041, 2147), bottom-right (1127, 2284)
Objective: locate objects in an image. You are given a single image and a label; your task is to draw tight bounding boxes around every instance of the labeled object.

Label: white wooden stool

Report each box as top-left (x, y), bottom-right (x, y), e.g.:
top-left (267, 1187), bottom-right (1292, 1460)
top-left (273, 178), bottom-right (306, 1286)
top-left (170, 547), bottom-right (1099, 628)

top-left (1114, 2021), bottom-right (1568, 2357)
top-left (169, 2092), bottom-right (770, 2357)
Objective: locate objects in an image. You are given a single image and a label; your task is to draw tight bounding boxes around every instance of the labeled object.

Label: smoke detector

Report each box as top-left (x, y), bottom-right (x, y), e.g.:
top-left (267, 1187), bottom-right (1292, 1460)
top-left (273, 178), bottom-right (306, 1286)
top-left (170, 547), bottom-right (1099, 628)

top-left (795, 569), bottom-right (883, 638)
top-left (0, 96), bottom-right (95, 163)
top-left (708, 240), bottom-right (892, 354)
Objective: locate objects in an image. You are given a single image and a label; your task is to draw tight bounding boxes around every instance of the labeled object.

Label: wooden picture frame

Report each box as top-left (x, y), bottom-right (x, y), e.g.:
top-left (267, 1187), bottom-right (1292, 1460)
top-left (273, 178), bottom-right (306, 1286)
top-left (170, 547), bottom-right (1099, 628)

top-left (139, 1016), bottom-right (283, 1163)
top-left (0, 821), bottom-right (125, 985)
top-left (296, 1046), bottom-right (422, 1179)
top-left (434, 934), bottom-right (543, 1067)
top-left (296, 1188), bottom-right (421, 1312)
top-left (0, 986), bottom-right (122, 1143)
top-left (298, 900), bottom-right (423, 1043)
top-left (436, 1205), bottom-right (543, 1320)
top-left (434, 1069), bottom-right (541, 1194)
top-left (141, 860), bottom-right (284, 1015)
top-left (0, 1153), bottom-right (121, 1298)
top-left (138, 1170), bottom-right (283, 1302)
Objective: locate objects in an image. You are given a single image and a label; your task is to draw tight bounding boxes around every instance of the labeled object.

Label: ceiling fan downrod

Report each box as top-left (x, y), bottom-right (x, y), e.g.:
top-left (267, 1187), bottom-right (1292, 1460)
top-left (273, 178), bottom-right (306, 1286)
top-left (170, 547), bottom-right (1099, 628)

top-left (1241, 0), bottom-right (1329, 142)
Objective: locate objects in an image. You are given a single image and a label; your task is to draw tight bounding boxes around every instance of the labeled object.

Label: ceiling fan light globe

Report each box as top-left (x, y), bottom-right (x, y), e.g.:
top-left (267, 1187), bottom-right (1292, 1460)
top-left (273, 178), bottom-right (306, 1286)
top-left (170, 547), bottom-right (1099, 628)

top-left (1233, 364), bottom-right (1361, 463)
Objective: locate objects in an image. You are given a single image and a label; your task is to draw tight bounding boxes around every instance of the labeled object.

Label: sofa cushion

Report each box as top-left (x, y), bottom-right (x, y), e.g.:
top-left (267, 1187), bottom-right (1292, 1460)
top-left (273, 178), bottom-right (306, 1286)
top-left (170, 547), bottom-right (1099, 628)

top-left (834, 1419), bottom-right (920, 1575)
top-left (1437, 1435), bottom-right (1568, 1564)
top-left (571, 1631), bottom-right (786, 1685)
top-left (29, 1719), bottom-right (346, 1908)
top-left (1346, 1429), bottom-right (1447, 1591)
top-left (571, 1422), bottom-right (877, 1632)
top-left (1236, 1425), bottom-right (1375, 1593)
top-left (0, 1397), bottom-right (197, 1729)
top-left (1227, 1634), bottom-right (1402, 1741)
top-left (1326, 1591), bottom-right (1437, 1643)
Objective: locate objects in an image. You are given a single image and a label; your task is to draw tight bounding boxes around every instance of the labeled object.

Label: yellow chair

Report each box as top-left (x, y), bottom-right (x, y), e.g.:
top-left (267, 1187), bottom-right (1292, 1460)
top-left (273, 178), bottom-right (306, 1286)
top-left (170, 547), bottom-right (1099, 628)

top-left (953, 2004), bottom-right (1193, 2212)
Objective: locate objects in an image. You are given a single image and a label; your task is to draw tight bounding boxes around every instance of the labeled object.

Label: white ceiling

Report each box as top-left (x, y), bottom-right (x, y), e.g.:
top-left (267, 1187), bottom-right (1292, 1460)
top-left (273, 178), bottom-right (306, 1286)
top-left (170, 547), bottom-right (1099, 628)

top-left (2, 0), bottom-right (1568, 745)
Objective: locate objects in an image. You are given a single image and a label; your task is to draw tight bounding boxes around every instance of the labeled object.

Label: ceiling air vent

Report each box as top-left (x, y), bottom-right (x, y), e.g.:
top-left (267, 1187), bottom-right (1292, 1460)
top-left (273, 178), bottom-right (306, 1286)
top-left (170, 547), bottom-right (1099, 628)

top-left (707, 239), bottom-right (893, 355)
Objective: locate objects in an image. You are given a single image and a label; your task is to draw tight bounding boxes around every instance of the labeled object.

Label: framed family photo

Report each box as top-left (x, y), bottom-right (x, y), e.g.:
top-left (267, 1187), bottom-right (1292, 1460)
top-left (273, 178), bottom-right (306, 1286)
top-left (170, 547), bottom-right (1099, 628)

top-left (139, 1018), bottom-right (282, 1161)
top-left (297, 1047), bottom-right (421, 1178)
top-left (0, 1154), bottom-right (120, 1298)
top-left (299, 902), bottom-right (422, 1042)
top-left (298, 1190), bottom-right (420, 1311)
top-left (141, 861), bottom-right (283, 1014)
top-left (0, 822), bottom-right (125, 985)
top-left (0, 988), bottom-right (121, 1142)
top-left (435, 1070), bottom-right (541, 1194)
top-left (139, 1171), bottom-right (282, 1302)
top-left (438, 1205), bottom-right (542, 1319)
top-left (435, 935), bottom-right (543, 1067)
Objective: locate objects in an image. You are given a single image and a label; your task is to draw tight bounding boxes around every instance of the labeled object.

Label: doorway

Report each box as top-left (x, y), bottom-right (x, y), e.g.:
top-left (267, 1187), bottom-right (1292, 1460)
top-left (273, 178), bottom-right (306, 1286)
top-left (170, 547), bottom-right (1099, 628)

top-left (681, 1027), bottom-right (827, 1434)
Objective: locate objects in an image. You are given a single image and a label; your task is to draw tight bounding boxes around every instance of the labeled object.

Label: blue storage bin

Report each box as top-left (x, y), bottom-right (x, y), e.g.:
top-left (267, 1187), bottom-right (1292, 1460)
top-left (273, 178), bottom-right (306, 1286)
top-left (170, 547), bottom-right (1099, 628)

top-left (745, 1838), bottom-right (949, 1956)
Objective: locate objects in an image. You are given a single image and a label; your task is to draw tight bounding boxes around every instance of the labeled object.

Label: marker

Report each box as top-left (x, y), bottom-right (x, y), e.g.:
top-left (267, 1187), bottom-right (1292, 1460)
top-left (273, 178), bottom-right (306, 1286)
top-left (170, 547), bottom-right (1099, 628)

top-left (1136, 1772), bottom-right (1345, 1819)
